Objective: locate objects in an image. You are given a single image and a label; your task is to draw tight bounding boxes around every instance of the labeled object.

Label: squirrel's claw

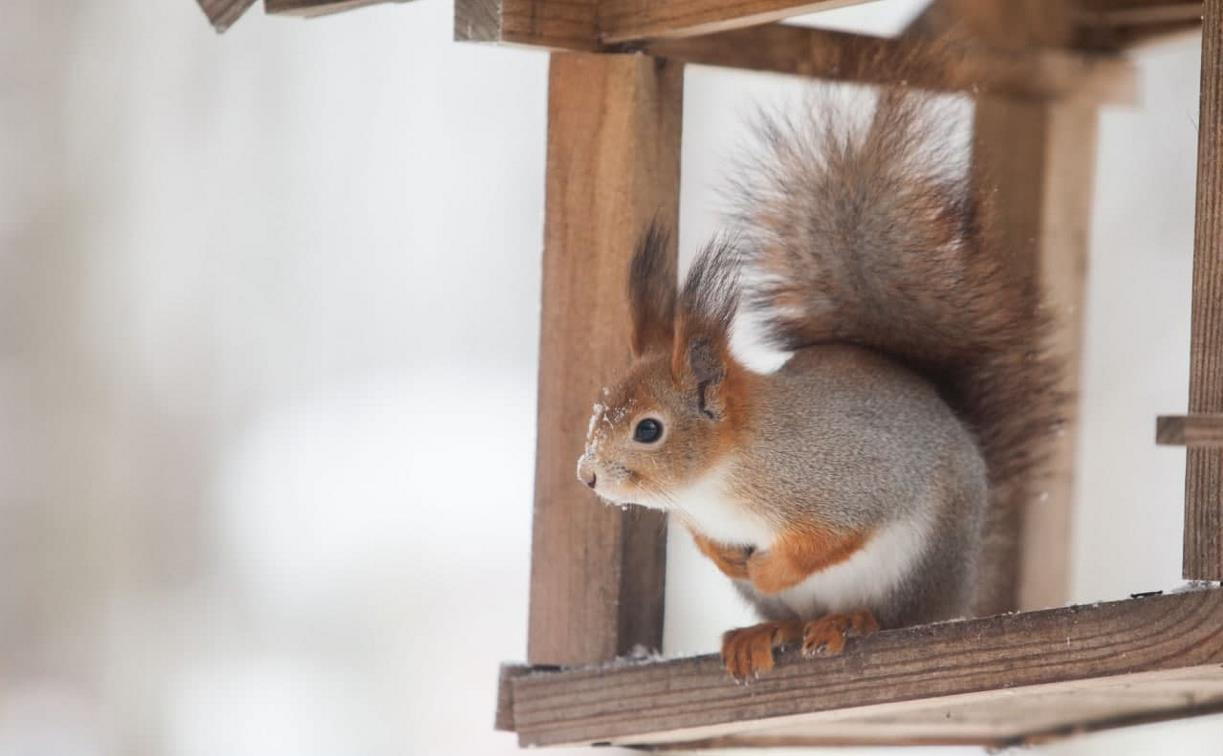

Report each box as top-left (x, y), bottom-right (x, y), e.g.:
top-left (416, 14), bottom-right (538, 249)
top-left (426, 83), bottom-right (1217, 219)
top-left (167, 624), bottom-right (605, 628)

top-left (801, 609), bottom-right (880, 657)
top-left (720, 610), bottom-right (879, 680)
top-left (720, 620), bottom-right (803, 681)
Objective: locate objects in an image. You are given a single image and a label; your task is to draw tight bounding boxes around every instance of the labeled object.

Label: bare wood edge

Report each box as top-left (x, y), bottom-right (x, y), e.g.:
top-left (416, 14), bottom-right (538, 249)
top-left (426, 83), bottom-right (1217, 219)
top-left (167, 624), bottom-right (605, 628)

top-left (494, 664), bottom-right (535, 731)
top-left (1077, 2), bottom-right (1203, 28)
top-left (1157, 415), bottom-right (1223, 446)
top-left (597, 0), bottom-right (874, 43)
top-left (634, 25), bottom-right (1136, 105)
top-left (264, 0), bottom-right (405, 18)
top-left (649, 699), bottom-right (1223, 750)
top-left (498, 588), bottom-right (1223, 747)
top-left (453, 0), bottom-right (600, 50)
top-left (195, 0), bottom-right (258, 32)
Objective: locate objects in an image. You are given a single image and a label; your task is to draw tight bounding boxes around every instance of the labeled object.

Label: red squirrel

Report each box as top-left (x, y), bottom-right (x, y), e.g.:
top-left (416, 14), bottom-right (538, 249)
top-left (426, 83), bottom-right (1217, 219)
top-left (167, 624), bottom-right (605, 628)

top-left (576, 86), bottom-right (1061, 680)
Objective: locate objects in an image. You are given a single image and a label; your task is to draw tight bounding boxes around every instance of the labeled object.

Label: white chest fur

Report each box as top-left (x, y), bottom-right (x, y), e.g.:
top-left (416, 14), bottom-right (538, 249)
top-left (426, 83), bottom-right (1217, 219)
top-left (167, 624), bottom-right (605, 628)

top-left (770, 514), bottom-right (932, 617)
top-left (636, 464), bottom-right (778, 549)
top-left (638, 465), bottom-right (932, 619)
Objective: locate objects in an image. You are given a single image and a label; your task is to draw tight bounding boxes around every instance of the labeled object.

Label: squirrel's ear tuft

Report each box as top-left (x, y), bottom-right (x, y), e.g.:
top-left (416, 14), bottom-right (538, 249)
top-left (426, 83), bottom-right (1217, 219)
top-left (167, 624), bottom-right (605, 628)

top-left (673, 237), bottom-right (740, 420)
top-left (628, 221), bottom-right (677, 357)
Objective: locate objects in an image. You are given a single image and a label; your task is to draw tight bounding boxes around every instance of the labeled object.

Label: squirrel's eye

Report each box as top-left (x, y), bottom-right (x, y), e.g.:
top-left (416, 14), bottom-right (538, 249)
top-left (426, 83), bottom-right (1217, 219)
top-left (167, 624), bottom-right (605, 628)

top-left (633, 418), bottom-right (664, 444)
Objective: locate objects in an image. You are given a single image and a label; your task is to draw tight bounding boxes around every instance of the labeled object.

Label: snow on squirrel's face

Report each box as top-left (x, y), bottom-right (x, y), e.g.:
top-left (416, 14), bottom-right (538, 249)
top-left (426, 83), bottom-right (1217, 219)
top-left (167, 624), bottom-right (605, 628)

top-left (575, 352), bottom-right (725, 511)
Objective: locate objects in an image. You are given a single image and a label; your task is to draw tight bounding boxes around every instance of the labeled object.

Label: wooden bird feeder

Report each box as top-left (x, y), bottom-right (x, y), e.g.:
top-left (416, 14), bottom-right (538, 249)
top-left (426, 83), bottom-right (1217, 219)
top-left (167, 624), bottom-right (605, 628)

top-left (198, 0), bottom-right (1221, 748)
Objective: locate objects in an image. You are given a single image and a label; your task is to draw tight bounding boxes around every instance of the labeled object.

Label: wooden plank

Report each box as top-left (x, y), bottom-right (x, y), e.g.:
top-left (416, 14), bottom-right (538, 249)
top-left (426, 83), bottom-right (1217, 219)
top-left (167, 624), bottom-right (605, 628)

top-left (1158, 415), bottom-right (1223, 446)
top-left (195, 0), bottom-right (258, 32)
top-left (1075, 0), bottom-right (1203, 49)
top-left (495, 664), bottom-right (534, 731)
top-left (1084, 1), bottom-right (1203, 25)
top-left (971, 95), bottom-right (1098, 613)
top-left (598, 0), bottom-right (875, 43)
top-left (528, 53), bottom-right (682, 666)
top-left (264, 0), bottom-right (406, 17)
top-left (454, 0), bottom-right (600, 49)
top-left (1185, 0), bottom-right (1223, 581)
top-left (639, 24), bottom-right (1135, 104)
top-left (903, 0), bottom-right (1076, 49)
top-left (454, 0), bottom-right (876, 48)
top-left (506, 588), bottom-right (1223, 747)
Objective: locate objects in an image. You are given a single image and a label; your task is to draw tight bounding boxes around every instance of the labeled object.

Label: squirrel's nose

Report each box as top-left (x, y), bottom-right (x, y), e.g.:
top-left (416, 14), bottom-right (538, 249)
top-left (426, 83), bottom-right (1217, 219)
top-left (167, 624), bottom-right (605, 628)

top-left (577, 457), bottom-right (598, 489)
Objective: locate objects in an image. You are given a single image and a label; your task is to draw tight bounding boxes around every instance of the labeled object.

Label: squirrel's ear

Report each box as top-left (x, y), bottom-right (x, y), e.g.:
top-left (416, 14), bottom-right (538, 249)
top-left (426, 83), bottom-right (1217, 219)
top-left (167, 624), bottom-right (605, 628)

top-left (673, 237), bottom-right (740, 421)
top-left (628, 221), bottom-right (677, 358)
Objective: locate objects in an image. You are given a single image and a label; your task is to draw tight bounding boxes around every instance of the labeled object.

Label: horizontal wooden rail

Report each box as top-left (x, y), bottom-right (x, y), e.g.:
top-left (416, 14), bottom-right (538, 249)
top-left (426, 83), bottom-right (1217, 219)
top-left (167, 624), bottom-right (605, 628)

top-left (455, 0), bottom-right (878, 48)
top-left (1157, 414), bottom-right (1223, 446)
top-left (599, 0), bottom-right (875, 43)
top-left (499, 588), bottom-right (1223, 747)
top-left (265, 0), bottom-right (407, 17)
top-left (638, 24), bottom-right (1135, 103)
top-left (1078, 1), bottom-right (1202, 27)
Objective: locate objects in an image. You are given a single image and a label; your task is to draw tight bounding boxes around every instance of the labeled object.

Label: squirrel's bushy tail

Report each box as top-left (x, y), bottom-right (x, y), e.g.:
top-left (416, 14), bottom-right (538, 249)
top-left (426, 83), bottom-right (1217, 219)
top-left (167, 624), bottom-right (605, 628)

top-left (732, 86), bottom-right (1063, 613)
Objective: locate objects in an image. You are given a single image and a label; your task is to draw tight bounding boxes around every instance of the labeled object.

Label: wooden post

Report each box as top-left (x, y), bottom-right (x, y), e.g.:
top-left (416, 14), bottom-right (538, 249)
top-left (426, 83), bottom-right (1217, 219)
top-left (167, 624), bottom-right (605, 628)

top-left (972, 96), bottom-right (1098, 612)
top-left (529, 53), bottom-right (683, 666)
top-left (1185, 0), bottom-right (1223, 581)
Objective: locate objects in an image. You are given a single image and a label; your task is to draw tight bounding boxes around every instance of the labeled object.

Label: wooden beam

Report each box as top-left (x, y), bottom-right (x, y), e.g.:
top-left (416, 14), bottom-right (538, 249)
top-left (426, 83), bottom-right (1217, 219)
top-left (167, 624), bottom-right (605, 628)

top-left (1075, 0), bottom-right (1203, 49)
top-left (598, 0), bottom-right (876, 43)
top-left (528, 53), bottom-right (682, 666)
top-left (1185, 0), bottom-right (1223, 581)
top-left (195, 0), bottom-right (258, 32)
top-left (264, 0), bottom-right (406, 18)
top-left (454, 0), bottom-right (878, 49)
top-left (1083, 1), bottom-right (1203, 26)
top-left (503, 588), bottom-right (1223, 747)
top-left (1158, 415), bottom-right (1223, 446)
top-left (638, 24), bottom-right (1135, 104)
top-left (454, 0), bottom-right (600, 49)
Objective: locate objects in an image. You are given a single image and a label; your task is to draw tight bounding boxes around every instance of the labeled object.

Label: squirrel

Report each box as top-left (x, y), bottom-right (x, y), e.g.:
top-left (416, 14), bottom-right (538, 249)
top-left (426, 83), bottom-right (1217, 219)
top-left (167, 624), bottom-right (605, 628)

top-left (575, 84), bottom-right (1061, 681)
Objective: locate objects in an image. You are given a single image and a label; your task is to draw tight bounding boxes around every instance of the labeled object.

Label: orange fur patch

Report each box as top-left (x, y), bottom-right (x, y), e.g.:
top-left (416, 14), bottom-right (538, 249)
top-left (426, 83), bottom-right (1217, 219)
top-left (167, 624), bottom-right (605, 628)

top-left (689, 529), bottom-right (751, 579)
top-left (747, 526), bottom-right (871, 595)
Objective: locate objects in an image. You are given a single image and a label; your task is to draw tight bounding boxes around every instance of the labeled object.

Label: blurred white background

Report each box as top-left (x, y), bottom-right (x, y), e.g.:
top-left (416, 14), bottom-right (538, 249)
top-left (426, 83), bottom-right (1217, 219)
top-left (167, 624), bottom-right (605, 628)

top-left (1, 0), bottom-right (1219, 754)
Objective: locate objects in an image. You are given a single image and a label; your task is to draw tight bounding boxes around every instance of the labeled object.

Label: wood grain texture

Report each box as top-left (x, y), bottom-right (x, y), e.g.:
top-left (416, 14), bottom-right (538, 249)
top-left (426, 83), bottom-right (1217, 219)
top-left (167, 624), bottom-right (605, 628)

top-left (453, 0), bottom-right (599, 49)
top-left (970, 94), bottom-right (1098, 613)
top-left (1186, 0), bottom-right (1223, 581)
top-left (1076, 0), bottom-right (1203, 49)
top-left (903, 0), bottom-right (1076, 49)
top-left (195, 0), bottom-right (258, 32)
top-left (505, 589), bottom-right (1223, 747)
top-left (638, 24), bottom-right (1134, 104)
top-left (528, 53), bottom-right (682, 666)
top-left (1159, 415), bottom-right (1223, 446)
top-left (264, 0), bottom-right (405, 17)
top-left (495, 664), bottom-right (534, 731)
top-left (598, 0), bottom-right (872, 42)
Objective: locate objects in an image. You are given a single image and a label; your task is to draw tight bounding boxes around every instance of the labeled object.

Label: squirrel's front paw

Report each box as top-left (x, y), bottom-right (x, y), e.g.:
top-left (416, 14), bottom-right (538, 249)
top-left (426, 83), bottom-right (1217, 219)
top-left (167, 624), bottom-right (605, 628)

top-left (745, 549), bottom-right (805, 594)
top-left (720, 620), bottom-right (803, 681)
top-left (801, 609), bottom-right (879, 657)
top-left (690, 531), bottom-right (752, 579)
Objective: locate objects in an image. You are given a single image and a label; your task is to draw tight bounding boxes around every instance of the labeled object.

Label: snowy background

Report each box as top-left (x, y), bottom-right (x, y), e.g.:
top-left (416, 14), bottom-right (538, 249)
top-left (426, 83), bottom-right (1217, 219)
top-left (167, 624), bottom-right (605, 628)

top-left (0, 0), bottom-right (1219, 754)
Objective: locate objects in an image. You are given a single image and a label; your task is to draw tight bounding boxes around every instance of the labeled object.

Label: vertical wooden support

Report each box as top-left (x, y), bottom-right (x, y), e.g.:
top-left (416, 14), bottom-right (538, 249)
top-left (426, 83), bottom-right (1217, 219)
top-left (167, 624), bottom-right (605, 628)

top-left (1185, 0), bottom-right (1223, 581)
top-left (529, 54), bottom-right (683, 666)
top-left (973, 97), bottom-right (1098, 611)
